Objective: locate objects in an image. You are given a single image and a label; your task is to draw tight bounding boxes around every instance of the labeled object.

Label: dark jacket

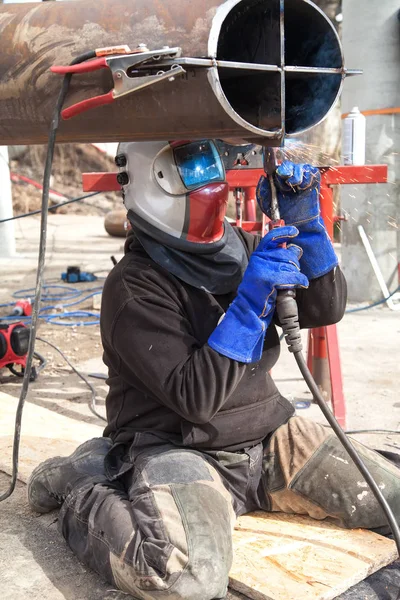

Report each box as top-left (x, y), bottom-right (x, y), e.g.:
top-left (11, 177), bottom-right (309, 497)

top-left (101, 228), bottom-right (347, 451)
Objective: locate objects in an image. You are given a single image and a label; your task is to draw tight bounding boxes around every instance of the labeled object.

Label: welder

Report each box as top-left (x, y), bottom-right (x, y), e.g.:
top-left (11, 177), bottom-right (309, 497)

top-left (28, 140), bottom-right (400, 600)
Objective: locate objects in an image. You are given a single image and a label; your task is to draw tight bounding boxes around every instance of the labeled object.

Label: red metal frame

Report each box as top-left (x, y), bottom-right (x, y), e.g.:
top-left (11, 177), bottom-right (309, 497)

top-left (82, 164), bottom-right (388, 428)
top-left (82, 165), bottom-right (388, 193)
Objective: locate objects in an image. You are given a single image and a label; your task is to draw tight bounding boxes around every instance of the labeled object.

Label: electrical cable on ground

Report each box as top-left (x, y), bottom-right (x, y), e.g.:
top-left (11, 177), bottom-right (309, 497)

top-left (45, 311), bottom-right (100, 326)
top-left (0, 49), bottom-right (97, 503)
top-left (0, 191), bottom-right (101, 224)
top-left (36, 337), bottom-right (106, 422)
top-left (88, 373), bottom-right (108, 380)
top-left (346, 429), bottom-right (400, 436)
top-left (346, 286), bottom-right (400, 314)
top-left (276, 292), bottom-right (400, 570)
top-left (13, 284), bottom-right (82, 301)
top-left (1, 286), bottom-right (103, 327)
top-left (0, 311), bottom-right (100, 326)
top-left (50, 289), bottom-right (103, 309)
top-left (33, 351), bottom-right (47, 374)
top-left (6, 351), bottom-right (47, 380)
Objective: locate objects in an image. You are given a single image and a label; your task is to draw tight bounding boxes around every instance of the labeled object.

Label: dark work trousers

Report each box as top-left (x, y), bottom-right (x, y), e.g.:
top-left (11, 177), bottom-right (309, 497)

top-left (58, 417), bottom-right (400, 600)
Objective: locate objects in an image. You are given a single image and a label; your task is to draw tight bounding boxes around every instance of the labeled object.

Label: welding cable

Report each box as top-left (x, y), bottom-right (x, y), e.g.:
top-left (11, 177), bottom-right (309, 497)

top-left (88, 372), bottom-right (108, 380)
top-left (45, 311), bottom-right (100, 326)
top-left (0, 191), bottom-right (101, 224)
top-left (11, 171), bottom-right (108, 213)
top-left (11, 285), bottom-right (103, 309)
top-left (346, 429), bottom-right (400, 436)
top-left (346, 286), bottom-right (400, 314)
top-left (13, 284), bottom-right (82, 302)
top-left (7, 351), bottom-right (47, 380)
top-left (0, 287), bottom-right (103, 323)
top-left (277, 292), bottom-right (400, 564)
top-left (33, 350), bottom-right (47, 374)
top-left (55, 289), bottom-right (103, 308)
top-left (36, 288), bottom-right (103, 312)
top-left (0, 49), bottom-right (98, 504)
top-left (36, 337), bottom-right (106, 422)
top-left (0, 310), bottom-right (101, 327)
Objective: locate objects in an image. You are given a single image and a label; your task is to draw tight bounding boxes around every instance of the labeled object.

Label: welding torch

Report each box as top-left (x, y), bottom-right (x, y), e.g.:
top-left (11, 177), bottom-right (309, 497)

top-left (262, 147), bottom-right (300, 341)
top-left (263, 147), bottom-right (285, 229)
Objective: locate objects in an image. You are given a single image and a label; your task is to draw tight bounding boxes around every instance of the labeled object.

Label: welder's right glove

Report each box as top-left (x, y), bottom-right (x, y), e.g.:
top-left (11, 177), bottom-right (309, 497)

top-left (256, 161), bottom-right (338, 280)
top-left (208, 226), bottom-right (309, 364)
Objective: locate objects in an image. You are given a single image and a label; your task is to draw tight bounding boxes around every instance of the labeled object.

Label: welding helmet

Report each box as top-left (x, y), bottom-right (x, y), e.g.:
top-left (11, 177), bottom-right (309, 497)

top-left (116, 140), bottom-right (229, 250)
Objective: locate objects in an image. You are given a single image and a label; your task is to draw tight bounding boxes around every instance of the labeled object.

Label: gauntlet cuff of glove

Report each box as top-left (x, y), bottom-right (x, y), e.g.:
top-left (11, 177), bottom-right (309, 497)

top-left (296, 217), bottom-right (338, 280)
top-left (208, 301), bottom-right (268, 364)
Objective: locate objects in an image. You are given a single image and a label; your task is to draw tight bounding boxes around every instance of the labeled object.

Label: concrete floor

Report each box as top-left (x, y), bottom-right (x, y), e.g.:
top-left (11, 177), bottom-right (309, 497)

top-left (0, 214), bottom-right (399, 600)
top-left (1, 214), bottom-right (123, 284)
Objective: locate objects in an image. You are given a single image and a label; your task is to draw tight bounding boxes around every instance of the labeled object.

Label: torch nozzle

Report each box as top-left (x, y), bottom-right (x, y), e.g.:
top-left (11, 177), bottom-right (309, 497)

top-left (263, 147), bottom-right (280, 221)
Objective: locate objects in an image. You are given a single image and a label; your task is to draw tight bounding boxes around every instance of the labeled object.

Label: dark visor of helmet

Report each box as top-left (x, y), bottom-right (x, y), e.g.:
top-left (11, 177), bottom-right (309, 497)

top-left (173, 141), bottom-right (225, 191)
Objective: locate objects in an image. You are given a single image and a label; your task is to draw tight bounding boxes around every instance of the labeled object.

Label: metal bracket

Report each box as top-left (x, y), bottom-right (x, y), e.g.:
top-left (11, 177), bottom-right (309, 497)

top-left (108, 47), bottom-right (186, 99)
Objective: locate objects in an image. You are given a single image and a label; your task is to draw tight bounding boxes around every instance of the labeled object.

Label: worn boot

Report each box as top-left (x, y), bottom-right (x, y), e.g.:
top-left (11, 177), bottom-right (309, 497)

top-left (27, 437), bottom-right (112, 513)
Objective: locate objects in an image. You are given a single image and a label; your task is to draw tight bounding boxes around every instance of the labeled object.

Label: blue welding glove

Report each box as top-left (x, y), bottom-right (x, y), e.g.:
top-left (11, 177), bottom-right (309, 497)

top-left (208, 226), bottom-right (309, 364)
top-left (256, 161), bottom-right (338, 280)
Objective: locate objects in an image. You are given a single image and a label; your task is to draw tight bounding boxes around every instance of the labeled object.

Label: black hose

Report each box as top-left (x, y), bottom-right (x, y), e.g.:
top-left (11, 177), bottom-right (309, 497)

top-left (33, 350), bottom-right (47, 373)
top-left (88, 372), bottom-right (108, 380)
top-left (346, 429), bottom-right (400, 436)
top-left (277, 292), bottom-right (400, 561)
top-left (0, 191), bottom-right (101, 224)
top-left (294, 351), bottom-right (400, 554)
top-left (37, 337), bottom-right (106, 422)
top-left (0, 50), bottom-right (97, 504)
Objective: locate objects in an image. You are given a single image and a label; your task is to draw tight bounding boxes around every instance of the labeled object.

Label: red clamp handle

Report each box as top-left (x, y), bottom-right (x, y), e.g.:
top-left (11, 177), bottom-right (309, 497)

top-left (51, 57), bottom-right (108, 75)
top-left (61, 90), bottom-right (115, 120)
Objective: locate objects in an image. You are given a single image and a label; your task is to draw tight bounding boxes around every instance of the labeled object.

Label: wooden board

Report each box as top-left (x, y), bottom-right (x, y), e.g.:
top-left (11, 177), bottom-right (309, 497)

top-left (230, 511), bottom-right (397, 600)
top-left (0, 392), bottom-right (396, 600)
top-left (0, 391), bottom-right (103, 483)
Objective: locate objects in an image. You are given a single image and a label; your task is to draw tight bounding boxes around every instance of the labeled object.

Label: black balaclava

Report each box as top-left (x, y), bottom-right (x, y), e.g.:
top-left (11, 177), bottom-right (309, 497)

top-left (129, 217), bottom-right (249, 295)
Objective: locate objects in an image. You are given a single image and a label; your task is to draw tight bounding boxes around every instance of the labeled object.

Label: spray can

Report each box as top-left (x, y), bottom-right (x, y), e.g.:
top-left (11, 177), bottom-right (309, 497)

top-left (342, 107), bottom-right (366, 165)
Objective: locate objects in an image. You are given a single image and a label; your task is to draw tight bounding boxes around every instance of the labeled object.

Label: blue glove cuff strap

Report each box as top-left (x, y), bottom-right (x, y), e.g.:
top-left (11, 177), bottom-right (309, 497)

top-left (208, 306), bottom-right (266, 364)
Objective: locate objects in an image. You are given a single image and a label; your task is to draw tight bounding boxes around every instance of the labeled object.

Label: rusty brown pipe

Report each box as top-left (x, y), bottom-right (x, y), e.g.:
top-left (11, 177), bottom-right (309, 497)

top-left (0, 0), bottom-right (346, 145)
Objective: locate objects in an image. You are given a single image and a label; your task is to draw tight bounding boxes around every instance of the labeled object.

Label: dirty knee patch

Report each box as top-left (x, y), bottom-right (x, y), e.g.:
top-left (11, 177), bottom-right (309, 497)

top-left (142, 450), bottom-right (213, 486)
top-left (291, 436), bottom-right (400, 529)
top-left (171, 483), bottom-right (233, 597)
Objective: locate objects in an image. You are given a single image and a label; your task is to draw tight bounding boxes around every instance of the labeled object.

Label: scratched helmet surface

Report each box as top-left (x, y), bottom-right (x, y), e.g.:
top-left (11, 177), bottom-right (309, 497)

top-left (116, 140), bottom-right (230, 250)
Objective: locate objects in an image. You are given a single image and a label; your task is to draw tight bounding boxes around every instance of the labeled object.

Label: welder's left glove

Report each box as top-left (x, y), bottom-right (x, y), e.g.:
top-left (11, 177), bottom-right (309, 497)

top-left (208, 226), bottom-right (309, 364)
top-left (256, 161), bottom-right (338, 280)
